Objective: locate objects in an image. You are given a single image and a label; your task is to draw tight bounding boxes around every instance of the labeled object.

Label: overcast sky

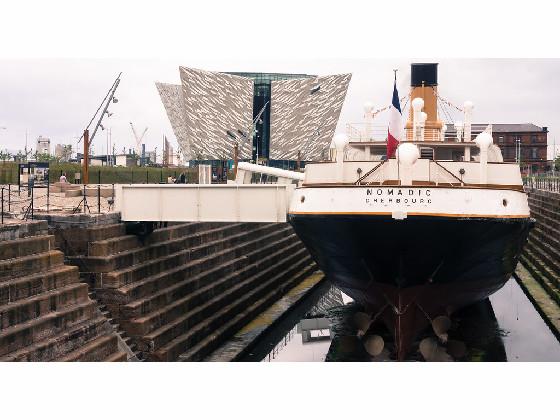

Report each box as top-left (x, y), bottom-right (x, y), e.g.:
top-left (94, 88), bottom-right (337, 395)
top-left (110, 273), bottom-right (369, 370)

top-left (0, 58), bottom-right (558, 159)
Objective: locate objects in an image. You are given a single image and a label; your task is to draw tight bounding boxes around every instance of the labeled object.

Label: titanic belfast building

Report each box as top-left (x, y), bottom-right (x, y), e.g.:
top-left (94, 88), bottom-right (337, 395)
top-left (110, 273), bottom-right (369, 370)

top-left (155, 66), bottom-right (351, 168)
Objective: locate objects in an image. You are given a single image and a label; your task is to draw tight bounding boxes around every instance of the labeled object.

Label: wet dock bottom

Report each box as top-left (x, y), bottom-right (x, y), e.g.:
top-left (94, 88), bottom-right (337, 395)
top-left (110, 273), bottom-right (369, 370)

top-left (241, 278), bottom-right (560, 362)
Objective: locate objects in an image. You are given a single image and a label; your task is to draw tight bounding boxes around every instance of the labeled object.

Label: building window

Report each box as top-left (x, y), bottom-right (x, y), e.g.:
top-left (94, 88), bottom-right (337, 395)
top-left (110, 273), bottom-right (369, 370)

top-left (532, 147), bottom-right (538, 159)
top-left (498, 136), bottom-right (504, 144)
top-left (514, 135), bottom-right (522, 143)
top-left (531, 135), bottom-right (537, 143)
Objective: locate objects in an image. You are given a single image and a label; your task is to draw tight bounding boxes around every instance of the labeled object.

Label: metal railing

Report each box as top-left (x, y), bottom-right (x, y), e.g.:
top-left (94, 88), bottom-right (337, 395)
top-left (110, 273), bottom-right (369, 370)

top-left (0, 183), bottom-right (117, 224)
top-left (346, 123), bottom-right (492, 143)
top-left (523, 176), bottom-right (560, 193)
top-left (355, 159), bottom-right (466, 186)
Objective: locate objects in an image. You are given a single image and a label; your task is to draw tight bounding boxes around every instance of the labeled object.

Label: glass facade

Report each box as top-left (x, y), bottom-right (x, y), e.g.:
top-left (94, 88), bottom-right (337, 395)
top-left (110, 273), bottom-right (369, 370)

top-left (226, 72), bottom-right (315, 161)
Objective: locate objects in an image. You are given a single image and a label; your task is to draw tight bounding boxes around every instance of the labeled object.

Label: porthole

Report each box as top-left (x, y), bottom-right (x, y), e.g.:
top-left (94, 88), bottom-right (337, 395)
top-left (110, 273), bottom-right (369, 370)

top-left (502, 199), bottom-right (508, 207)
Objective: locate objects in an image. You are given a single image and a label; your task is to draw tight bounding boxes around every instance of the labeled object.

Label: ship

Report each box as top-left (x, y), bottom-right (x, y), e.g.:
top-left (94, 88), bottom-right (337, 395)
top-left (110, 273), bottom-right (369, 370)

top-left (287, 63), bottom-right (533, 360)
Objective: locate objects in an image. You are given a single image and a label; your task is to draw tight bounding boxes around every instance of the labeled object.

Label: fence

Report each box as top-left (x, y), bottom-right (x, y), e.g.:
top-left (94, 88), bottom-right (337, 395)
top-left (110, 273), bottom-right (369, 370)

top-left (0, 162), bottom-right (197, 185)
top-left (1, 183), bottom-right (121, 224)
top-left (523, 176), bottom-right (560, 193)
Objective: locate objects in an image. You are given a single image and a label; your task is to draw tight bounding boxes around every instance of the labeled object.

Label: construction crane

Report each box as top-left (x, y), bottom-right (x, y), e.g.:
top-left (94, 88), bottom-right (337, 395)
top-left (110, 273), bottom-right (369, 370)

top-left (129, 122), bottom-right (148, 155)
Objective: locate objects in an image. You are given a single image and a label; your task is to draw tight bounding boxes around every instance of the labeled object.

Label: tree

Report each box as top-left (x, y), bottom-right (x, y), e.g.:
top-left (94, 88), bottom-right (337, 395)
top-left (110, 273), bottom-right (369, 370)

top-left (0, 149), bottom-right (12, 163)
top-left (35, 152), bottom-right (57, 162)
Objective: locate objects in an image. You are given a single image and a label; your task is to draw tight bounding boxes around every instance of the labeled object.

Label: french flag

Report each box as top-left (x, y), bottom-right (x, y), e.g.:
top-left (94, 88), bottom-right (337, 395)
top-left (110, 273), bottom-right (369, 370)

top-left (387, 79), bottom-right (402, 159)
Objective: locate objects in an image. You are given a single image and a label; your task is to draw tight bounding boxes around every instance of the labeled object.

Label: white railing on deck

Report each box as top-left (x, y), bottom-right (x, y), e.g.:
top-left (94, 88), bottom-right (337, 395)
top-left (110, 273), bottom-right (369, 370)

top-left (346, 123), bottom-right (492, 143)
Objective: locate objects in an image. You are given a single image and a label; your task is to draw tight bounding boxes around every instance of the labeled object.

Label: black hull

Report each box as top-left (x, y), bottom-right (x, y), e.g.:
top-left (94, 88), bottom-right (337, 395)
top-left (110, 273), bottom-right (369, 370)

top-left (288, 214), bottom-right (532, 359)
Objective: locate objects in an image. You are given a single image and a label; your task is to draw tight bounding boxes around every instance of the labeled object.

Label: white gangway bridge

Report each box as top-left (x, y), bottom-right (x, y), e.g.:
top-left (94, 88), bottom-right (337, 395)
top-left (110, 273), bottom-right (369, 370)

top-left (115, 162), bottom-right (304, 224)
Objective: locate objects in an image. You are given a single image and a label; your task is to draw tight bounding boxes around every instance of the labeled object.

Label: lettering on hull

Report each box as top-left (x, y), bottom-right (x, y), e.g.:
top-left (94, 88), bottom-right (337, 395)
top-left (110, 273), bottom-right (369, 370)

top-left (365, 188), bottom-right (432, 206)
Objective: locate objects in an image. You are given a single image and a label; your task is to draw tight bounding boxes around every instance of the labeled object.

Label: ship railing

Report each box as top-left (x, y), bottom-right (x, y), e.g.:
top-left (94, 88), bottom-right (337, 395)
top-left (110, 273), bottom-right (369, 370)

top-left (346, 122), bottom-right (491, 143)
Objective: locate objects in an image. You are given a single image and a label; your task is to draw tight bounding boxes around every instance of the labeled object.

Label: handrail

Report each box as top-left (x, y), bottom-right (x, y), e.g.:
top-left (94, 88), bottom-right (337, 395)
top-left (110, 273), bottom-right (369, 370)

top-left (433, 160), bottom-right (464, 185)
top-left (355, 160), bottom-right (387, 185)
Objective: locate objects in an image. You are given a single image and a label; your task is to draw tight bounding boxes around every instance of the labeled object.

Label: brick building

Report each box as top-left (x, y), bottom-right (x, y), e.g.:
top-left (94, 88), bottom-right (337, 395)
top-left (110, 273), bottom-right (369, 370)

top-left (491, 124), bottom-right (548, 173)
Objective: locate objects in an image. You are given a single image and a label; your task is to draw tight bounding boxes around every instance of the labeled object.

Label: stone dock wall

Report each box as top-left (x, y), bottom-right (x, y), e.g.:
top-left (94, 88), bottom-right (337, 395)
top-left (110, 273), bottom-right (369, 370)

top-left (0, 221), bottom-right (125, 361)
top-left (39, 214), bottom-right (318, 361)
top-left (517, 188), bottom-right (560, 338)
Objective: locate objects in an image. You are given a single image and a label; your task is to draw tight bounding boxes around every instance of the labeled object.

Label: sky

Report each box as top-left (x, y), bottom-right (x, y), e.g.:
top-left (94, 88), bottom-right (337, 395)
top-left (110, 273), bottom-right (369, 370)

top-left (1, 58), bottom-right (558, 160)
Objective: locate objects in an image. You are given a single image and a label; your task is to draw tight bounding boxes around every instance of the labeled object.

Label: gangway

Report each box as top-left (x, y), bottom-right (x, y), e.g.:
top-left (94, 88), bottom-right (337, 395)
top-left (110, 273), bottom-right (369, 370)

top-left (115, 162), bottom-right (303, 223)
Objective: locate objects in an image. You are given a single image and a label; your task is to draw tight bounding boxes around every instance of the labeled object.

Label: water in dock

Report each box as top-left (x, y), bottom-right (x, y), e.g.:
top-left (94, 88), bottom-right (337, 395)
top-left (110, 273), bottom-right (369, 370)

top-left (241, 278), bottom-right (560, 362)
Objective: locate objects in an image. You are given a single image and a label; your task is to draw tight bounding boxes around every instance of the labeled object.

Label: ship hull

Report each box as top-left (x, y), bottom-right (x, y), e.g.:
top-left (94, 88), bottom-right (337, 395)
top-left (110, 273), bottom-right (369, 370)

top-left (288, 213), bottom-right (532, 359)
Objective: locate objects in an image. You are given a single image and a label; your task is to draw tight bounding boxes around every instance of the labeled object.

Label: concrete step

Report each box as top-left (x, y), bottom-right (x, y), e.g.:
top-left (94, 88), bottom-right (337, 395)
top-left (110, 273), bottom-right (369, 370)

top-left (56, 223), bottom-right (127, 256)
top-left (99, 223), bottom-right (289, 289)
top-left (520, 254), bottom-right (560, 307)
top-left (0, 300), bottom-right (96, 357)
top-left (0, 316), bottom-right (108, 362)
top-left (0, 283), bottom-right (89, 329)
top-left (142, 253), bottom-right (315, 359)
top-left (0, 220), bottom-right (48, 242)
top-left (528, 190), bottom-right (560, 206)
top-left (0, 250), bottom-right (65, 281)
top-left (0, 235), bottom-right (55, 261)
top-left (528, 196), bottom-right (560, 213)
top-left (522, 247), bottom-right (560, 291)
top-left (100, 224), bottom-right (294, 305)
top-left (0, 265), bottom-right (79, 306)
top-left (104, 350), bottom-right (127, 362)
top-left (179, 264), bottom-right (318, 362)
top-left (528, 205), bottom-right (560, 229)
top-left (126, 241), bottom-right (308, 337)
top-left (77, 223), bottom-right (257, 273)
top-left (155, 262), bottom-right (317, 362)
top-left (57, 333), bottom-right (119, 362)
top-left (122, 234), bottom-right (303, 319)
top-left (530, 212), bottom-right (560, 235)
top-left (525, 239), bottom-right (560, 278)
top-left (529, 223), bottom-right (560, 249)
top-left (87, 222), bottom-right (225, 256)
top-left (529, 228), bottom-right (560, 262)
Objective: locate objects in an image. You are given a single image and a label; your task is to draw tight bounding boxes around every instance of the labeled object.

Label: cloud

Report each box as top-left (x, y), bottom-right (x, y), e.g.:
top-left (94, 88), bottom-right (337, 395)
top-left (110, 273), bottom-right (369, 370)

top-left (1, 58), bottom-right (558, 159)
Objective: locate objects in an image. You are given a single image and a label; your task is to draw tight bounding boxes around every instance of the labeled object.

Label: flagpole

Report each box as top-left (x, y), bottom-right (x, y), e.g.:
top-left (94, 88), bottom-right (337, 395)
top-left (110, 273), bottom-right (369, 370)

top-left (394, 69), bottom-right (400, 185)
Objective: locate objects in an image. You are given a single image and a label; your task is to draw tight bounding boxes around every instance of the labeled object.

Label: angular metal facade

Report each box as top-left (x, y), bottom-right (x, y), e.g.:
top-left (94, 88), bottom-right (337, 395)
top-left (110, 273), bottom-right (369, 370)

top-left (269, 74), bottom-right (351, 161)
top-left (155, 67), bottom-right (350, 162)
top-left (155, 82), bottom-right (191, 159)
top-left (180, 67), bottom-right (254, 160)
